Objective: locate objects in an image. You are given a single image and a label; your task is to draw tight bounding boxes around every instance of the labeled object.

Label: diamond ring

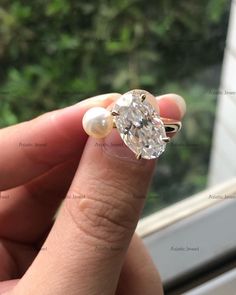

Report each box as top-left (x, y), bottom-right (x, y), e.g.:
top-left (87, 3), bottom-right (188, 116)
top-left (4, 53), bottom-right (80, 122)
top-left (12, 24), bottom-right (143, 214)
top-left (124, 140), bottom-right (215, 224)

top-left (82, 89), bottom-right (182, 160)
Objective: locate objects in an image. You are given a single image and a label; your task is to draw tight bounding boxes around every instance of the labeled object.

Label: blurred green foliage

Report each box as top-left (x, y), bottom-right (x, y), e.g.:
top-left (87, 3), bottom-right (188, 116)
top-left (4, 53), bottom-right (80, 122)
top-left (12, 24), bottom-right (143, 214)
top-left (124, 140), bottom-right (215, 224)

top-left (0, 0), bottom-right (231, 215)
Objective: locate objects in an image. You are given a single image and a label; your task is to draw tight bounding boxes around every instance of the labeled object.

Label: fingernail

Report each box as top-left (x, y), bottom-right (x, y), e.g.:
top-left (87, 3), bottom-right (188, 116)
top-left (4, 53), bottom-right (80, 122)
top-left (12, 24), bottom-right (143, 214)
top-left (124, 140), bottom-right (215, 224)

top-left (103, 130), bottom-right (148, 164)
top-left (158, 94), bottom-right (186, 118)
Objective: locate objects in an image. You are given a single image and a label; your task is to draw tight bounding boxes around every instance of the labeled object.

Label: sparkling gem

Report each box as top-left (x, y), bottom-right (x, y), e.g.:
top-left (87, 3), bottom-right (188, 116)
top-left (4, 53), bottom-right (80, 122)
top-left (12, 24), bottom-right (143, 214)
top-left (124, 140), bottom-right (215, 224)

top-left (112, 89), bottom-right (167, 159)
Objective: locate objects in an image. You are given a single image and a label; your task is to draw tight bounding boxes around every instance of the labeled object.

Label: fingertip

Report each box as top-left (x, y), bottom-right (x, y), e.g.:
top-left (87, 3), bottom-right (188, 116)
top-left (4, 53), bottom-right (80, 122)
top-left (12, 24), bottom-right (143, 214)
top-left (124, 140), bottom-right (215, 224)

top-left (156, 93), bottom-right (186, 120)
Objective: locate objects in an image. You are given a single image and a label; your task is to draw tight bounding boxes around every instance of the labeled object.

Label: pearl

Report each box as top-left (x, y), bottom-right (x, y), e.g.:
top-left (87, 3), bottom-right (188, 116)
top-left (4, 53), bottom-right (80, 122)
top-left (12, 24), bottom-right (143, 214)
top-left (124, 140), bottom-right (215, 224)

top-left (82, 107), bottom-right (113, 138)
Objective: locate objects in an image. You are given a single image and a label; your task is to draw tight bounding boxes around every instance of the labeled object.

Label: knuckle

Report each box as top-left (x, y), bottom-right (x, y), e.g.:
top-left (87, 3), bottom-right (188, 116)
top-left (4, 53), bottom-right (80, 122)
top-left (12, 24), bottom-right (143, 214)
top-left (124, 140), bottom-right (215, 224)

top-left (65, 182), bottom-right (139, 246)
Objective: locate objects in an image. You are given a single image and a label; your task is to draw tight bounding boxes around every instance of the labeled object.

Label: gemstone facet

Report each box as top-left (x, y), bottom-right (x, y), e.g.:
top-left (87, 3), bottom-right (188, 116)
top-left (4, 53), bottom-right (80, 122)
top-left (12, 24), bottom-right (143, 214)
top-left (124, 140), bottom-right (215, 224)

top-left (112, 89), bottom-right (167, 159)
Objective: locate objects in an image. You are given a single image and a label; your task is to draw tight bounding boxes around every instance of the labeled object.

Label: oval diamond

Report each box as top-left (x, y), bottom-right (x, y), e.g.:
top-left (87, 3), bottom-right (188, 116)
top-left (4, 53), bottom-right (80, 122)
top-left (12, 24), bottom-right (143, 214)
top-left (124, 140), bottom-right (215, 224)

top-left (112, 89), bottom-right (167, 159)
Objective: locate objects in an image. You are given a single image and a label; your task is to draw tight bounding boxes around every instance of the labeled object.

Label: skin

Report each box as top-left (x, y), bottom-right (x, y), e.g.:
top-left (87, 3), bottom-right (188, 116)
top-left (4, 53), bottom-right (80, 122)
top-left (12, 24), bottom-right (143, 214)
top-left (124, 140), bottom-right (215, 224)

top-left (0, 92), bottom-right (185, 295)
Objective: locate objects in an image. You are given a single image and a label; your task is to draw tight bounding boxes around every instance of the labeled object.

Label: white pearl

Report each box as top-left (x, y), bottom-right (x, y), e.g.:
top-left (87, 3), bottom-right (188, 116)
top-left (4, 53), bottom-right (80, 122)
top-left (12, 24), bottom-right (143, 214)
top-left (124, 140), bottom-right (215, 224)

top-left (82, 107), bottom-right (113, 138)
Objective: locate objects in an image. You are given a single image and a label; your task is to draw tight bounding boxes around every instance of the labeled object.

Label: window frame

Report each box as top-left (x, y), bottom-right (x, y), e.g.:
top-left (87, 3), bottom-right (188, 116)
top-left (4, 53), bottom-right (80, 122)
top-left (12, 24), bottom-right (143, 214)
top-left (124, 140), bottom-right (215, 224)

top-left (137, 178), bottom-right (236, 293)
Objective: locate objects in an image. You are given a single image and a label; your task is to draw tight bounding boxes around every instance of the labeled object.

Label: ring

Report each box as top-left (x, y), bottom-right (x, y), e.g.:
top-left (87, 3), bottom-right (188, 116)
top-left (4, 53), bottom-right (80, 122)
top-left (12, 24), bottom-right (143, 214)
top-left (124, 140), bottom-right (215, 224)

top-left (82, 89), bottom-right (182, 160)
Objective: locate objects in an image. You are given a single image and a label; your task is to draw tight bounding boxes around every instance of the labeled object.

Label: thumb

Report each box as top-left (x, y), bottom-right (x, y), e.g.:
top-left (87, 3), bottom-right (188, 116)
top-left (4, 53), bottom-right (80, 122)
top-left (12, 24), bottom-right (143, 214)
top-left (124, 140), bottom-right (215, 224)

top-left (13, 133), bottom-right (155, 295)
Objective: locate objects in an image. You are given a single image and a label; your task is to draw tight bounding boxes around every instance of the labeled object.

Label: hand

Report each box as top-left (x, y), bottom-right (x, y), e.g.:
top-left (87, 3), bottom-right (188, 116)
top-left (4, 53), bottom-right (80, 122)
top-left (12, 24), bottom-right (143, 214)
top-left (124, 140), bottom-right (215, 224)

top-left (0, 92), bottom-right (185, 295)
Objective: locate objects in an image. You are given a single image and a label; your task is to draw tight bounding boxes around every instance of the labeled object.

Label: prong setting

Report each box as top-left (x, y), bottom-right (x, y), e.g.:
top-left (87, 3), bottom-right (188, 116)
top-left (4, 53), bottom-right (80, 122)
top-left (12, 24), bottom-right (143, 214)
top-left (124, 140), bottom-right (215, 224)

top-left (136, 152), bottom-right (142, 160)
top-left (111, 111), bottom-right (119, 116)
top-left (140, 94), bottom-right (146, 102)
top-left (161, 137), bottom-right (170, 143)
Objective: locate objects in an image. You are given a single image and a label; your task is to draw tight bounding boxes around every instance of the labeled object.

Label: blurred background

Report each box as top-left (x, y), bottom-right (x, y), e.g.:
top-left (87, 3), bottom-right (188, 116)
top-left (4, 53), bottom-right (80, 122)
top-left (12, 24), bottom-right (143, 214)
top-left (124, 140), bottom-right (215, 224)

top-left (0, 0), bottom-right (231, 216)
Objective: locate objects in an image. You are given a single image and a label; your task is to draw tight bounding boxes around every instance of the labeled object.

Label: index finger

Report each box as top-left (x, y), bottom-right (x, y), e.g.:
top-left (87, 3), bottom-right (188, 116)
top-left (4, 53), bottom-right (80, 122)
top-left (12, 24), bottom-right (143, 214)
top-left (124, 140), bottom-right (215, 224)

top-left (0, 93), bottom-right (120, 191)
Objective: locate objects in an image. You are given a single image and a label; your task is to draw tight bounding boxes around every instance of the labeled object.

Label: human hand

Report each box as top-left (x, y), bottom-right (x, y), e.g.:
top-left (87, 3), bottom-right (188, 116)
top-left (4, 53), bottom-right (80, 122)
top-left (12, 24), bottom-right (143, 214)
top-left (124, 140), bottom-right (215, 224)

top-left (0, 92), bottom-right (186, 295)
